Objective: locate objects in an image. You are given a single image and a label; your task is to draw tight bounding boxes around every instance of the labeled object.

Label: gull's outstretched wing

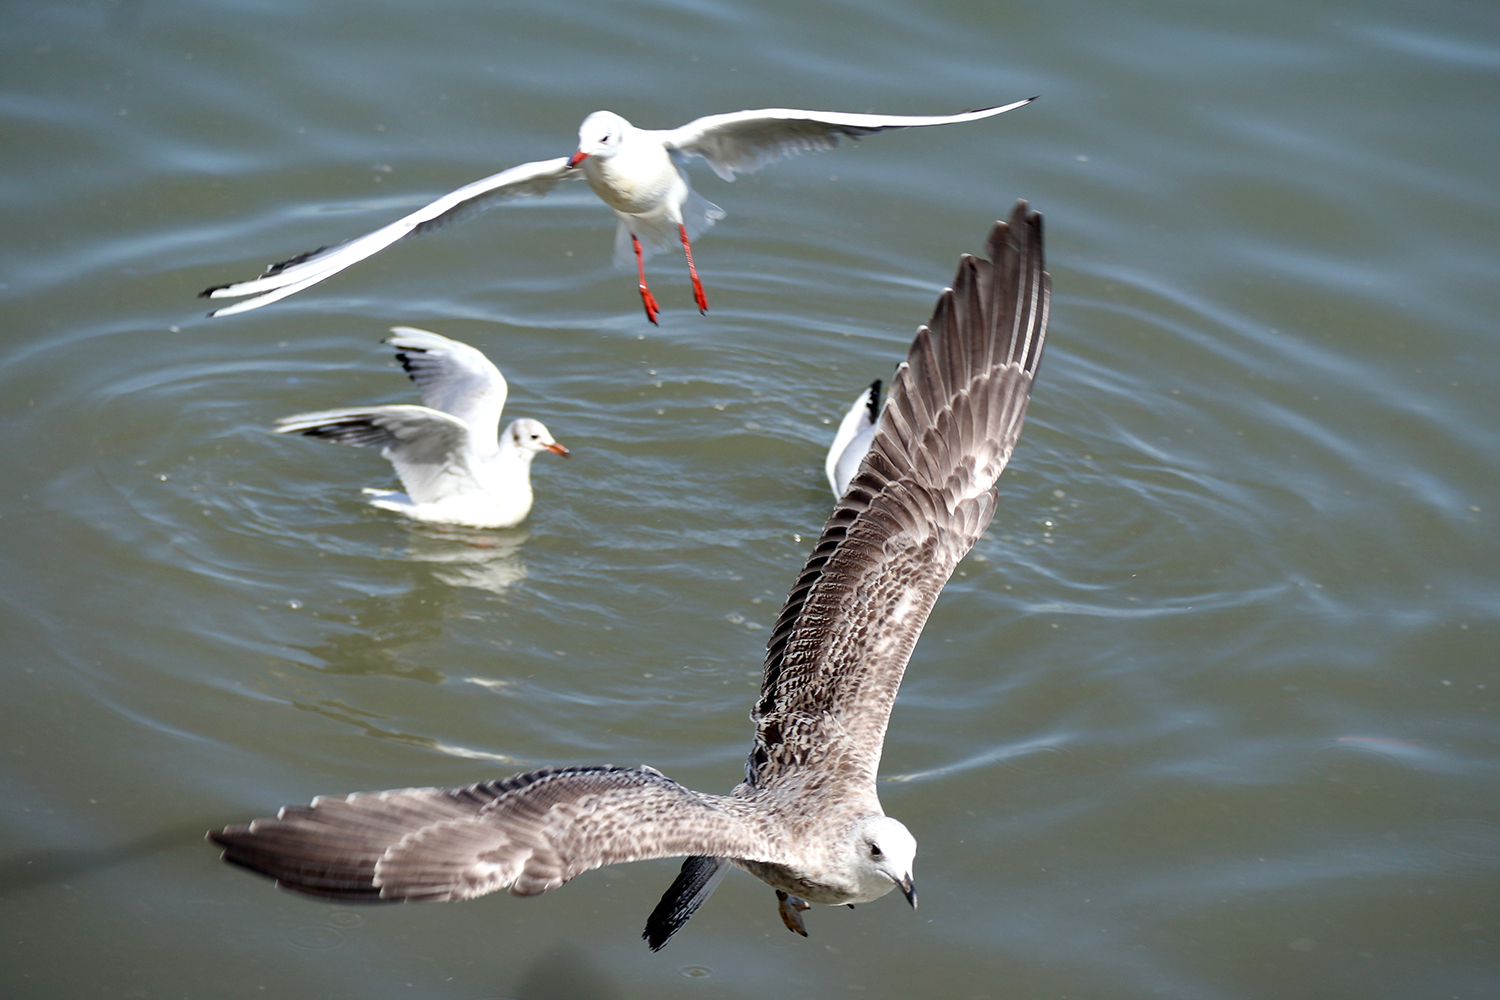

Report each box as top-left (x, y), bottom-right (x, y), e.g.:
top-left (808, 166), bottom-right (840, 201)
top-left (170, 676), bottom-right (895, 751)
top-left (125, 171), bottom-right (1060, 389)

top-left (201, 156), bottom-right (576, 317)
top-left (659, 99), bottom-right (1035, 181)
top-left (748, 200), bottom-right (1050, 796)
top-left (826, 379), bottom-right (882, 499)
top-left (209, 766), bottom-right (779, 902)
top-left (275, 405), bottom-right (478, 505)
top-left (385, 327), bottom-right (508, 454)
top-left (645, 202), bottom-right (1050, 947)
top-left (642, 856), bottom-right (731, 951)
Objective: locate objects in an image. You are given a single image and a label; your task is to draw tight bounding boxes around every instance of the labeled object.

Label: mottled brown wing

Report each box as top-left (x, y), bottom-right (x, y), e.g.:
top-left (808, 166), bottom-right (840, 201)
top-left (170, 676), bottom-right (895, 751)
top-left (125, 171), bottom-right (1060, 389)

top-left (208, 766), bottom-right (779, 903)
top-left (747, 201), bottom-right (1050, 795)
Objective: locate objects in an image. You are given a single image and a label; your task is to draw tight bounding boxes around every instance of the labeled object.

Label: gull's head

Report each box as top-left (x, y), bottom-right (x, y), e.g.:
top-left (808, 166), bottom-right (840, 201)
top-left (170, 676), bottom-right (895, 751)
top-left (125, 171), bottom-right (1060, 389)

top-left (506, 418), bottom-right (569, 458)
top-left (568, 110), bottom-right (630, 168)
top-left (850, 814), bottom-right (917, 908)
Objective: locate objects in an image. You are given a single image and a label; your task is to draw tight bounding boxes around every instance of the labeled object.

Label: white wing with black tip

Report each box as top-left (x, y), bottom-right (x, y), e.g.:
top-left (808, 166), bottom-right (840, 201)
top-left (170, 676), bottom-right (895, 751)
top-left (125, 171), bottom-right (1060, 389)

top-left (826, 379), bottom-right (882, 498)
top-left (274, 405), bottom-right (479, 505)
top-left (659, 99), bottom-right (1037, 181)
top-left (201, 157), bottom-right (577, 317)
top-left (384, 327), bottom-right (508, 454)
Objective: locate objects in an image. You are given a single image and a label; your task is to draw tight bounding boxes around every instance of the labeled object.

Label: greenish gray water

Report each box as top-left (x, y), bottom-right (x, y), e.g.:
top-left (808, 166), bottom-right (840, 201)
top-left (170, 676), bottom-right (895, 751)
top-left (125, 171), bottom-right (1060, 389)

top-left (2, 1), bottom-right (1497, 998)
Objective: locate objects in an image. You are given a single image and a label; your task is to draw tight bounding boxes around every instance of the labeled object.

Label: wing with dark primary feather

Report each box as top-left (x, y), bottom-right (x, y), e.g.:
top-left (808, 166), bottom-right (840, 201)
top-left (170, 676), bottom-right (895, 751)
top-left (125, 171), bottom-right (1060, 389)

top-left (645, 201), bottom-right (1051, 948)
top-left (273, 405), bottom-right (481, 505)
top-left (747, 200), bottom-right (1049, 795)
top-left (209, 766), bottom-right (779, 903)
top-left (385, 327), bottom-right (509, 453)
top-left (660, 99), bottom-right (1036, 182)
top-left (642, 855), bottom-right (731, 950)
top-left (200, 157), bottom-right (577, 317)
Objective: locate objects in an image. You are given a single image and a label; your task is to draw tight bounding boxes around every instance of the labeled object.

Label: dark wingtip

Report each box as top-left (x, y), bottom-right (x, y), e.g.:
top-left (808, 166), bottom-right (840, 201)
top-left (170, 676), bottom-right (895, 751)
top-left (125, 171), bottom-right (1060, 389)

top-left (641, 856), bottom-right (726, 951)
top-left (393, 349), bottom-right (419, 379)
top-left (642, 911), bottom-right (678, 952)
top-left (962, 96), bottom-right (1038, 115)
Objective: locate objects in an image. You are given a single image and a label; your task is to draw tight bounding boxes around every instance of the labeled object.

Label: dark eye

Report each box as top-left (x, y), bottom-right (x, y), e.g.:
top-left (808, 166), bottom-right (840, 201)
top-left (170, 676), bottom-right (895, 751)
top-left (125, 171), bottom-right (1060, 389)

top-left (870, 845), bottom-right (883, 859)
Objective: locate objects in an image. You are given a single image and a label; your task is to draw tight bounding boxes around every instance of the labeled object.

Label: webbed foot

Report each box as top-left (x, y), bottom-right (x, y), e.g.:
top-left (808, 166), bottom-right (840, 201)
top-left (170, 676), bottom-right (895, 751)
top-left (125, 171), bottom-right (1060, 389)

top-left (775, 889), bottom-right (811, 937)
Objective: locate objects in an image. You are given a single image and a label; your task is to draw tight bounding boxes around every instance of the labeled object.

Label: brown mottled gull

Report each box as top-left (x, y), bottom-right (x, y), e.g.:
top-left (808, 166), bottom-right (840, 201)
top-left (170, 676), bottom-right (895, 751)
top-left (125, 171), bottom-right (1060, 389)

top-left (209, 200), bottom-right (1051, 950)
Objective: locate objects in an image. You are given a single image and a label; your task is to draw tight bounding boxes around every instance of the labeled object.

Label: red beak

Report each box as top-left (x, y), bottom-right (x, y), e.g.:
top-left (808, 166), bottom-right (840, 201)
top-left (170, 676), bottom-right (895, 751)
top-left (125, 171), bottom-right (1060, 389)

top-left (566, 150), bottom-right (589, 169)
top-left (545, 442), bottom-right (571, 458)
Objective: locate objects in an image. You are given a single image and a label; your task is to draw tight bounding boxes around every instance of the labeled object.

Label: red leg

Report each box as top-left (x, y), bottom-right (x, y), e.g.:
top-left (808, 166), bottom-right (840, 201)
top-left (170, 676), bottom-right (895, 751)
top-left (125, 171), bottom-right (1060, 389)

top-left (679, 224), bottom-right (708, 314)
top-left (632, 234), bottom-right (659, 325)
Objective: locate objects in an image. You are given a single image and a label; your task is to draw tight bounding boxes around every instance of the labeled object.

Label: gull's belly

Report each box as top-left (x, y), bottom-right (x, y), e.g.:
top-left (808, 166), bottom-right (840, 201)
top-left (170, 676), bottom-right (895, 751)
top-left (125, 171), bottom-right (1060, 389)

top-left (585, 149), bottom-right (683, 217)
top-left (733, 858), bottom-right (893, 906)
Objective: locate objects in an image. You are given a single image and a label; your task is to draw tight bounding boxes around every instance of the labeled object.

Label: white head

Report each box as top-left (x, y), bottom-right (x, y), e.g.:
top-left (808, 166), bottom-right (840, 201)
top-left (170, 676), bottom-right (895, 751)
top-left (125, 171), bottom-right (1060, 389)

top-left (849, 814), bottom-right (918, 908)
top-left (568, 110), bottom-right (631, 167)
top-left (504, 418), bottom-right (569, 459)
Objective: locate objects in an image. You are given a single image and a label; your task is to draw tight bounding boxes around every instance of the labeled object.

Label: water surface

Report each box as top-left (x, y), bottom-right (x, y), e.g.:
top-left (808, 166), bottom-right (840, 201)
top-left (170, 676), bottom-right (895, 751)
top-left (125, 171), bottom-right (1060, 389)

top-left (2, 1), bottom-right (1497, 998)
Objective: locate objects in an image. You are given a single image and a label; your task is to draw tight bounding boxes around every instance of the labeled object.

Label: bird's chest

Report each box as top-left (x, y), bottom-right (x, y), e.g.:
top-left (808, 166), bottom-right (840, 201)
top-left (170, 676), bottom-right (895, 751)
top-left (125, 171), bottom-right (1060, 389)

top-left (584, 146), bottom-right (682, 216)
top-left (734, 858), bottom-right (853, 905)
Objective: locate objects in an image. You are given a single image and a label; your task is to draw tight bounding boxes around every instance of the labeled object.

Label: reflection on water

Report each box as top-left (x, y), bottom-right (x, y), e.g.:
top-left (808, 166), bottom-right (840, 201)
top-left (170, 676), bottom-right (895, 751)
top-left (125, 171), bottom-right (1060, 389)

top-left (404, 523), bottom-right (530, 594)
top-left (288, 526), bottom-right (528, 676)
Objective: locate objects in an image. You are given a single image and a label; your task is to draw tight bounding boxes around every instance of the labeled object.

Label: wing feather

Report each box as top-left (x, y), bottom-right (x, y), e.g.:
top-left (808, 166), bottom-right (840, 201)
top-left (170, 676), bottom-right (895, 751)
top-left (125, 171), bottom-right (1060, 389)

top-left (202, 157), bottom-right (576, 316)
top-left (209, 766), bottom-right (780, 904)
top-left (659, 99), bottom-right (1035, 181)
top-left (826, 380), bottom-right (882, 498)
top-left (384, 327), bottom-right (508, 453)
top-left (641, 856), bottom-right (731, 951)
top-left (747, 201), bottom-right (1049, 795)
top-left (274, 405), bottom-right (478, 505)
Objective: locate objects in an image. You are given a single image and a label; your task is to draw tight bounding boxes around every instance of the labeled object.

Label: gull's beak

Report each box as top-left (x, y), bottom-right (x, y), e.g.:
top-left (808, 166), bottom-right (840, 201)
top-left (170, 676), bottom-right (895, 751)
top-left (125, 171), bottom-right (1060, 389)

top-left (566, 150), bottom-right (589, 169)
top-left (898, 874), bottom-right (917, 910)
top-left (545, 442), bottom-right (571, 458)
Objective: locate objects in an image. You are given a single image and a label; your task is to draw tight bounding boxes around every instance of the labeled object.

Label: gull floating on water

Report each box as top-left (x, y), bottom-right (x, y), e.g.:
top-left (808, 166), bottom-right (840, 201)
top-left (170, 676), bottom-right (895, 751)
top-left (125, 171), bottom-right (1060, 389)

top-left (200, 99), bottom-right (1035, 323)
top-left (210, 201), bottom-right (1050, 949)
top-left (826, 380), bottom-right (883, 498)
top-left (275, 327), bottom-right (568, 529)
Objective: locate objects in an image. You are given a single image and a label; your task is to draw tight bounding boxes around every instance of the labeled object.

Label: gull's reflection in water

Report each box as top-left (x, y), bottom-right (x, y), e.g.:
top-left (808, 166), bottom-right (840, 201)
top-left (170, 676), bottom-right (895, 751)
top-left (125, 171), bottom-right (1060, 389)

top-left (284, 524), bottom-right (535, 761)
top-left (401, 523), bottom-right (530, 595)
top-left (290, 526), bottom-right (531, 686)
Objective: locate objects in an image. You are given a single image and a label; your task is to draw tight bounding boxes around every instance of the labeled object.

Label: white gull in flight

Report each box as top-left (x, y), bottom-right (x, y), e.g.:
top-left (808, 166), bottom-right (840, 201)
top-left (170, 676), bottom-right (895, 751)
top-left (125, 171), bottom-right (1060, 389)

top-left (275, 327), bottom-right (568, 529)
top-left (210, 201), bottom-right (1050, 949)
top-left (200, 99), bottom-right (1035, 323)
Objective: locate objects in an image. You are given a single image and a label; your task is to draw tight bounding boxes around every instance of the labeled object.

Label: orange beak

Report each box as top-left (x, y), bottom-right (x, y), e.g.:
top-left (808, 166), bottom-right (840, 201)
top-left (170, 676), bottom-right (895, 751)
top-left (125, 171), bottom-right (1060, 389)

top-left (566, 150), bottom-right (589, 169)
top-left (545, 442), bottom-right (571, 458)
